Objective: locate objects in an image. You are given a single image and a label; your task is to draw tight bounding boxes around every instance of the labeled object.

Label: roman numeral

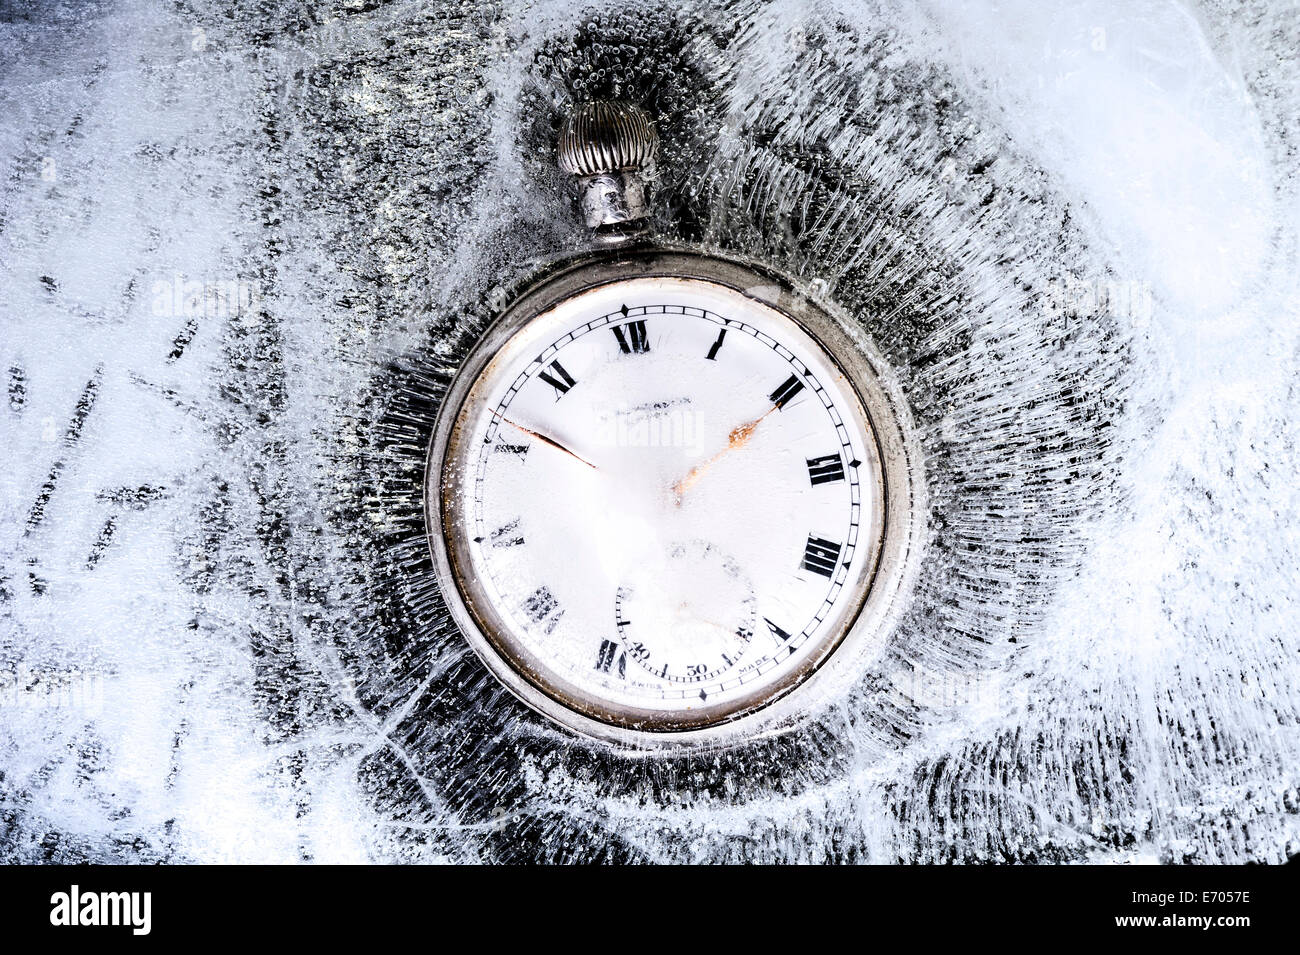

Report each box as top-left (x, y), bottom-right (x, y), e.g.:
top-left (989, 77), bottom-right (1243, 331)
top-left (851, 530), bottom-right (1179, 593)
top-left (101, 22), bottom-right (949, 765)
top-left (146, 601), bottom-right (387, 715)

top-left (612, 320), bottom-right (650, 354)
top-left (489, 519), bottom-right (524, 547)
top-left (764, 617), bottom-right (792, 642)
top-left (521, 586), bottom-right (564, 634)
top-left (801, 535), bottom-right (842, 578)
top-left (537, 360), bottom-right (576, 399)
top-left (806, 453), bottom-right (846, 485)
top-left (595, 639), bottom-right (626, 678)
top-left (769, 374), bottom-right (805, 409)
top-left (706, 328), bottom-right (727, 360)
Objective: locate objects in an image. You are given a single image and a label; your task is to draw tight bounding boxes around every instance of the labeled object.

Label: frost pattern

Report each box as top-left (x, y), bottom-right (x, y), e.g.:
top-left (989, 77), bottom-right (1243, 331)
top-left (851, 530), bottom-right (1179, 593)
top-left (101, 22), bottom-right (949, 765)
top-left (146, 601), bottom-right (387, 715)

top-left (0, 0), bottom-right (1297, 863)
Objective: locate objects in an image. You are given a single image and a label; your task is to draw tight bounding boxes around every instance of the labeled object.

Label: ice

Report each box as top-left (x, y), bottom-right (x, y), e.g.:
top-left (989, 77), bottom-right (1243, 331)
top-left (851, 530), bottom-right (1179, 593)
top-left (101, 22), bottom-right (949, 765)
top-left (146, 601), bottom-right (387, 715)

top-left (1, 0), bottom-right (1297, 863)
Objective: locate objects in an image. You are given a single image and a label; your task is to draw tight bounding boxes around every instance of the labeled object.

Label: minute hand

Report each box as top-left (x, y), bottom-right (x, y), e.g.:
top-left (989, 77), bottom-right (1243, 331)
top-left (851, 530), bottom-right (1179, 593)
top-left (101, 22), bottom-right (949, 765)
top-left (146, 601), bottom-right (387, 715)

top-left (495, 413), bottom-right (599, 470)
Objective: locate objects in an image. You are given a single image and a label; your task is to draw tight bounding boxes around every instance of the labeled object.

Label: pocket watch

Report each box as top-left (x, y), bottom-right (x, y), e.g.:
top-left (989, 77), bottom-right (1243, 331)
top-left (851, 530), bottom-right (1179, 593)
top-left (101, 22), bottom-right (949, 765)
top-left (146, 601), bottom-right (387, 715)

top-left (425, 101), bottom-right (921, 749)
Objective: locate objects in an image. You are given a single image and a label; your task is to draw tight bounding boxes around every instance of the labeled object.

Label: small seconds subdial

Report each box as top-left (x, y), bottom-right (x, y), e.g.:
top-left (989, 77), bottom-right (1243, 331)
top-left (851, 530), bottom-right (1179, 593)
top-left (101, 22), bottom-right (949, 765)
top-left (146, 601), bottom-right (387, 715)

top-left (433, 267), bottom-right (892, 738)
top-left (615, 541), bottom-right (757, 685)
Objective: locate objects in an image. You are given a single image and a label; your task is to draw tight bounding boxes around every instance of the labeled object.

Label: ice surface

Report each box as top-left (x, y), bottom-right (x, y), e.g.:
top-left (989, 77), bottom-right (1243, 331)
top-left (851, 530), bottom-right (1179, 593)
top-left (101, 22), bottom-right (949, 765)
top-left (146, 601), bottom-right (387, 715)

top-left (1, 0), bottom-right (1297, 862)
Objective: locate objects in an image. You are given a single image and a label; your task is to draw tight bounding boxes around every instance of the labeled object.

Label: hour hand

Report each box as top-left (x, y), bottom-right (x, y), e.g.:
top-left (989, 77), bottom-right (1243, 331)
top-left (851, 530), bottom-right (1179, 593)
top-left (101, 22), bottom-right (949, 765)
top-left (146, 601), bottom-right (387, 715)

top-left (671, 404), bottom-right (777, 502)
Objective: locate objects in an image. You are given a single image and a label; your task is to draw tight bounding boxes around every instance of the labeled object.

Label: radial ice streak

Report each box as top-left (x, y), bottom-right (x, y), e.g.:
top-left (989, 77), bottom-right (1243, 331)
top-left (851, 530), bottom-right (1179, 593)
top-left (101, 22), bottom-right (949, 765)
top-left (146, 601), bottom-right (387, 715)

top-left (431, 254), bottom-right (918, 743)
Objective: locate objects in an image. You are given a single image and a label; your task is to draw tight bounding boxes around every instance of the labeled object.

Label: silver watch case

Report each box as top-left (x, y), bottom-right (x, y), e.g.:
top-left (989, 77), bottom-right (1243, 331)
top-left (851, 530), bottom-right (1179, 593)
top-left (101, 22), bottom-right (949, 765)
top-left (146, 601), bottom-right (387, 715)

top-left (424, 245), bottom-right (924, 751)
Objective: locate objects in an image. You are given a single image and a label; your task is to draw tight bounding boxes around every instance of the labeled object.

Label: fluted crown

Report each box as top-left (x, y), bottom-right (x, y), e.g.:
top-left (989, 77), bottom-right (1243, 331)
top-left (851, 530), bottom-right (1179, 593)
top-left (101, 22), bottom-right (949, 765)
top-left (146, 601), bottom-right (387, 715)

top-left (557, 101), bottom-right (658, 177)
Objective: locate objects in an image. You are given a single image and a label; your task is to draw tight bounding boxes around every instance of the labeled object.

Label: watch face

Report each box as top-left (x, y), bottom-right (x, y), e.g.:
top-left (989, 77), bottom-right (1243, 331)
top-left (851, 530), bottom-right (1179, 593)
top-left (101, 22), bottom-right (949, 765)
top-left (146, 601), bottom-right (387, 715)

top-left (427, 252), bottom-right (918, 745)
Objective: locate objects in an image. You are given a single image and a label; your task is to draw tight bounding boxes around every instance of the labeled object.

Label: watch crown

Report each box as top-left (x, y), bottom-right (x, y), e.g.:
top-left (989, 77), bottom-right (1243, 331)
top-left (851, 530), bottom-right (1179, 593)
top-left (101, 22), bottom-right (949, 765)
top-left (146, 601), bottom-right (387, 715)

top-left (557, 101), bottom-right (658, 235)
top-left (558, 101), bottom-right (658, 177)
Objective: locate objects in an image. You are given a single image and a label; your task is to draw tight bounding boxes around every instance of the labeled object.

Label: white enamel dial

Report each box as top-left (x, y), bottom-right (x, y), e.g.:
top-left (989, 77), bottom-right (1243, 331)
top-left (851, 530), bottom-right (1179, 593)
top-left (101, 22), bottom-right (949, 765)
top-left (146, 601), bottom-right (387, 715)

top-left (430, 258), bottom-right (907, 742)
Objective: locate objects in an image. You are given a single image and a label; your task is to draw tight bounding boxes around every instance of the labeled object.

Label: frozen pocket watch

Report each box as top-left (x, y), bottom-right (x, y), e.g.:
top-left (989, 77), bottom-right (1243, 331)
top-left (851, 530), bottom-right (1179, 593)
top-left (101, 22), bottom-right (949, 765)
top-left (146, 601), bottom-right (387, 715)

top-left (425, 102), bottom-right (921, 748)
